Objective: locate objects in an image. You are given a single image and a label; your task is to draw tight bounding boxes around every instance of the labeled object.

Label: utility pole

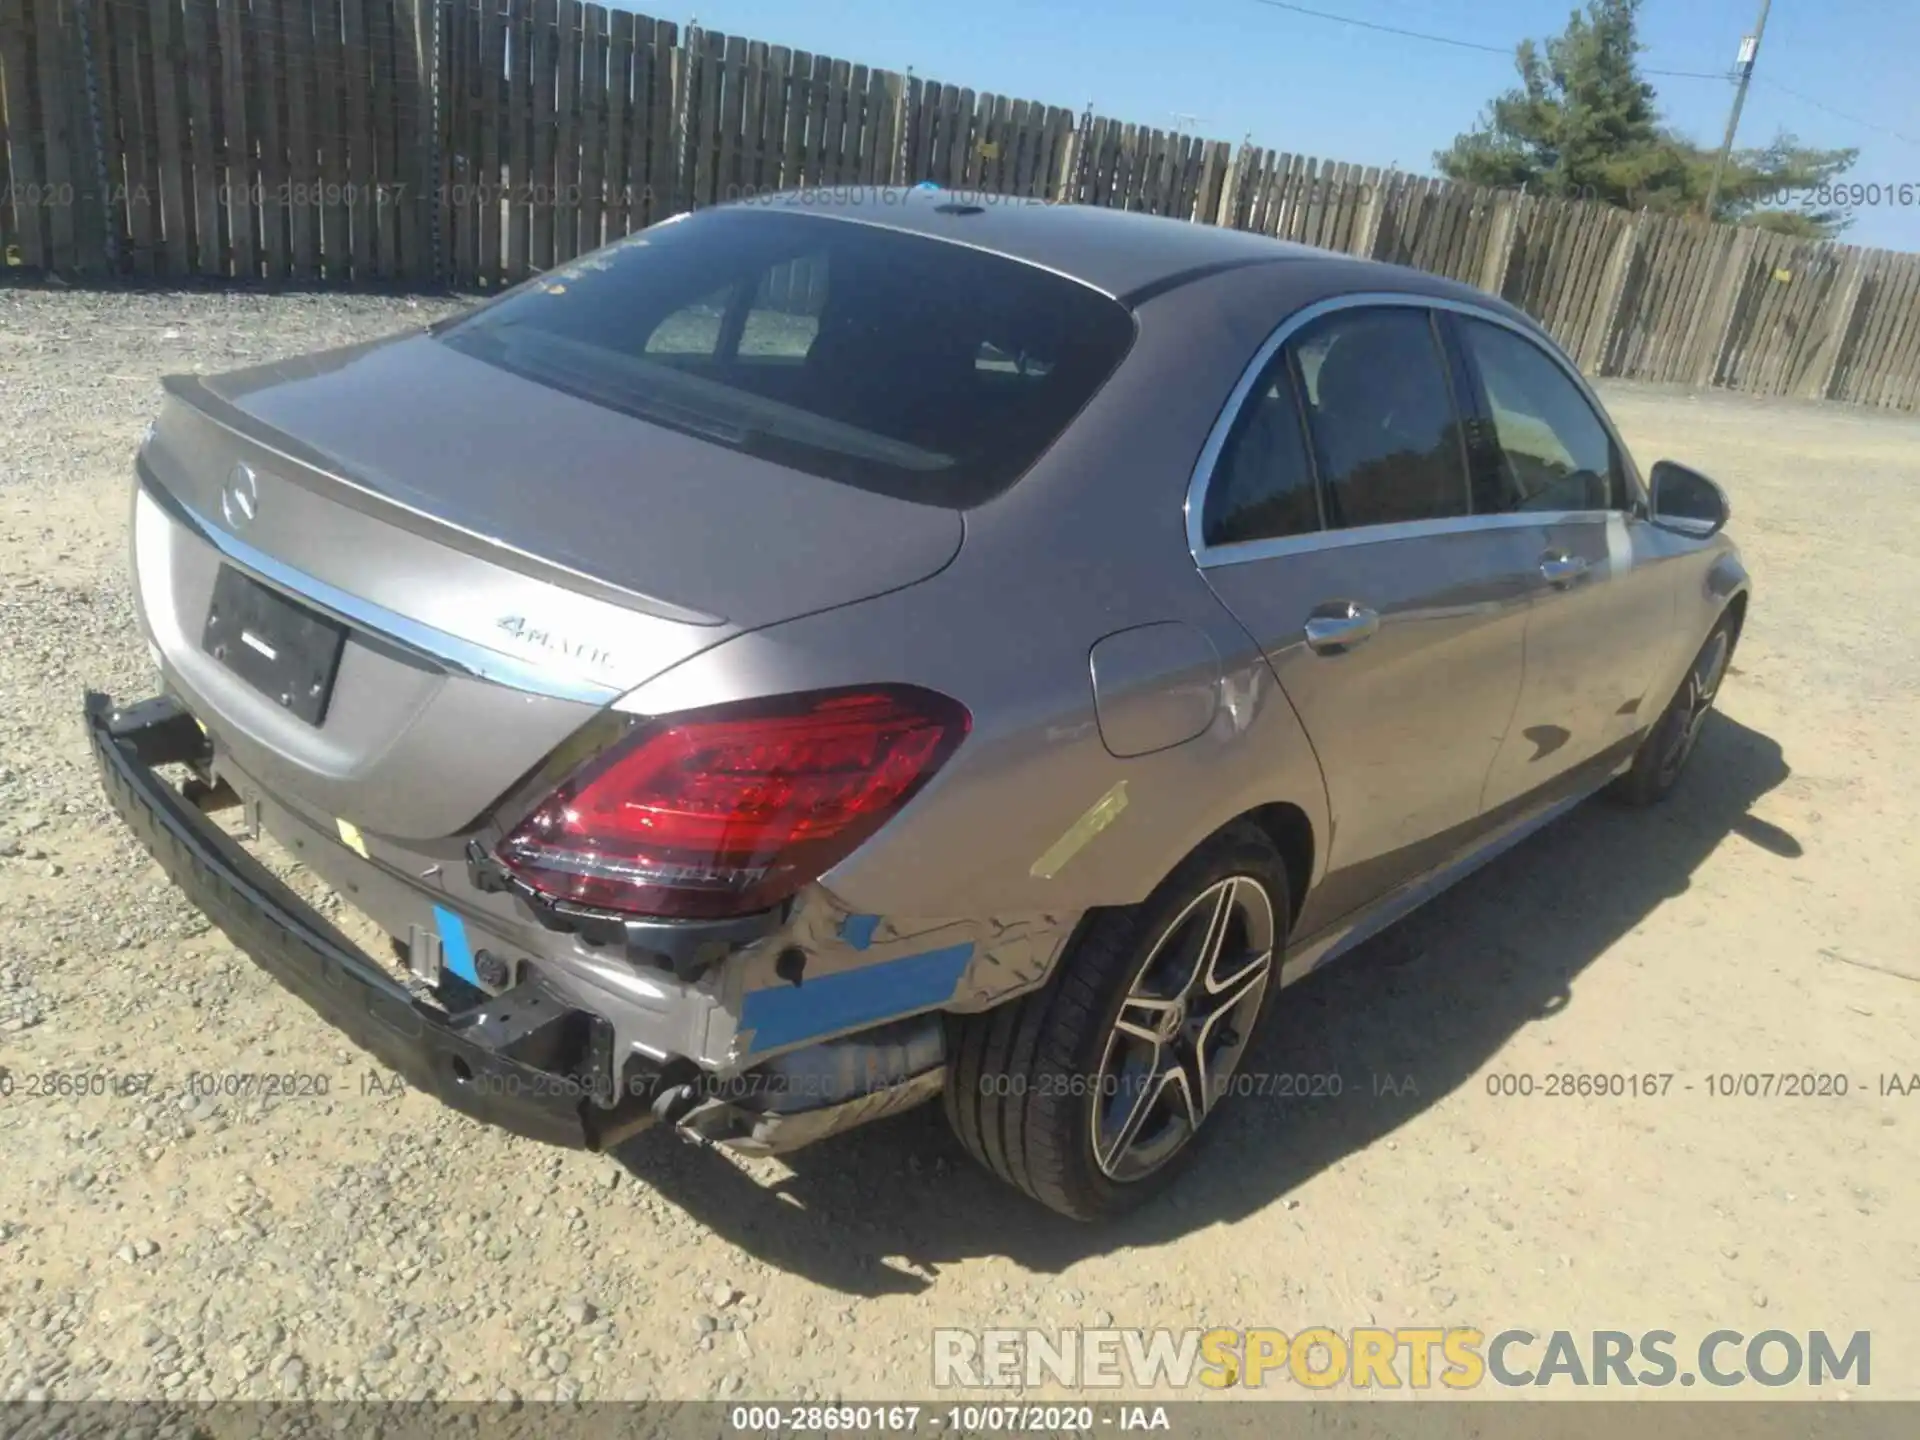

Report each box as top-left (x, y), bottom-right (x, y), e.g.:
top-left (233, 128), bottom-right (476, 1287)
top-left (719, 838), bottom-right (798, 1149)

top-left (1703, 0), bottom-right (1773, 222)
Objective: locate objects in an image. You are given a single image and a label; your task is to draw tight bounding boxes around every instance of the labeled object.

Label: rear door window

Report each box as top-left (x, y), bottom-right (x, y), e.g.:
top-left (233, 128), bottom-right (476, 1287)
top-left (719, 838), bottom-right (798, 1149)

top-left (1202, 353), bottom-right (1322, 547)
top-left (440, 209), bottom-right (1135, 506)
top-left (1291, 307), bottom-right (1472, 530)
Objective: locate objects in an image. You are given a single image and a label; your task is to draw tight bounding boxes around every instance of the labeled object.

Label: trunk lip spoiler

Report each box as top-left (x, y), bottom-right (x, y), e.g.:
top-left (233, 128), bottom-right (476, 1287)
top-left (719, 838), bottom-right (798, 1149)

top-left (137, 460), bottom-right (627, 707)
top-left (159, 371), bottom-right (726, 628)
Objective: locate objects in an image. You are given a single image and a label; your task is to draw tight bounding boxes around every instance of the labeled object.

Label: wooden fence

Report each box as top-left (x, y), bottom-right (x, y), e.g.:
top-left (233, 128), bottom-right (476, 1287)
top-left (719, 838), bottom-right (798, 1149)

top-left (6, 0), bottom-right (1920, 410)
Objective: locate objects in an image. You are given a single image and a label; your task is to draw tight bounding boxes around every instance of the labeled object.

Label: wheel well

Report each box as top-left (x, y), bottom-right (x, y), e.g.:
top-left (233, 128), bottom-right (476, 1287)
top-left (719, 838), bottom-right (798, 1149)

top-left (1723, 590), bottom-right (1750, 656)
top-left (1238, 802), bottom-right (1314, 927)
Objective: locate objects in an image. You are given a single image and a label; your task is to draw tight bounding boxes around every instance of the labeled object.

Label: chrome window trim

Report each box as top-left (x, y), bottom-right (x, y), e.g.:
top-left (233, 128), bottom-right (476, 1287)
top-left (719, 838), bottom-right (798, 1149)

top-left (1184, 291), bottom-right (1646, 568)
top-left (1197, 508), bottom-right (1610, 569)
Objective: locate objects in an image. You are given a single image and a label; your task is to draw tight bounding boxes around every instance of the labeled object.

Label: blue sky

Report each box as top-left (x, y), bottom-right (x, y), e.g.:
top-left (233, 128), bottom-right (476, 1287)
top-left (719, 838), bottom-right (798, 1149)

top-left (659, 0), bottom-right (1920, 251)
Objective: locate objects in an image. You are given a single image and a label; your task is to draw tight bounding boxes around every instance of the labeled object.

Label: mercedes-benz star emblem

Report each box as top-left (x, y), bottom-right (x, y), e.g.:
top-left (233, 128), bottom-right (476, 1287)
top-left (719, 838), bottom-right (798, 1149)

top-left (221, 462), bottom-right (260, 530)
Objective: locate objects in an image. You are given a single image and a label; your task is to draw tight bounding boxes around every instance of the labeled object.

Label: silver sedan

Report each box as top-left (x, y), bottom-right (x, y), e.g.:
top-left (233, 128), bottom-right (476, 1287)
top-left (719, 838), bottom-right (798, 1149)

top-left (90, 188), bottom-right (1749, 1219)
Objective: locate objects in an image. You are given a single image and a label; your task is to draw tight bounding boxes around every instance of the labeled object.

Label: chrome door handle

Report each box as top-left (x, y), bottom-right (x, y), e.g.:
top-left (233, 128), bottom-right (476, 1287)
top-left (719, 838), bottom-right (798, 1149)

top-left (1539, 553), bottom-right (1590, 588)
top-left (1304, 602), bottom-right (1380, 655)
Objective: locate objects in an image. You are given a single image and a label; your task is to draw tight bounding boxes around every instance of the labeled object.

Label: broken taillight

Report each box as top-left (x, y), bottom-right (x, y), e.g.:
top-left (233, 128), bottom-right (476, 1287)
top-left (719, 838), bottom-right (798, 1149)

top-left (496, 686), bottom-right (970, 919)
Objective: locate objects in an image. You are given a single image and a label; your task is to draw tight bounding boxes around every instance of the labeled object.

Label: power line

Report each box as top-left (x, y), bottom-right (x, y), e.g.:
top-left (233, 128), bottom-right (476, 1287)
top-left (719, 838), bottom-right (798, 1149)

top-left (1753, 76), bottom-right (1920, 150)
top-left (1244, 0), bottom-right (1918, 155)
top-left (1245, 0), bottom-right (1730, 81)
top-left (1247, 0), bottom-right (1509, 57)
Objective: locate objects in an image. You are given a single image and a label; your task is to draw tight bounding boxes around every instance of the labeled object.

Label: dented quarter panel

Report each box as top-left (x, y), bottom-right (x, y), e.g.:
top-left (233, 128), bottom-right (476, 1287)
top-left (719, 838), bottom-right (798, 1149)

top-left (715, 904), bottom-right (1085, 1062)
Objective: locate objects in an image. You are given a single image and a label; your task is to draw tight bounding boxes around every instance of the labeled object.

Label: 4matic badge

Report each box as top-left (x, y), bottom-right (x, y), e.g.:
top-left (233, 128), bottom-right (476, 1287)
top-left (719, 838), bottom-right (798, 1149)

top-left (494, 615), bottom-right (617, 673)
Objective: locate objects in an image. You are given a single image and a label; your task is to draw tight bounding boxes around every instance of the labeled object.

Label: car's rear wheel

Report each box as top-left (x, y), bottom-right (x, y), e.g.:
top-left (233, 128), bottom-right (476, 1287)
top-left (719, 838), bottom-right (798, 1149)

top-left (1616, 616), bottom-right (1735, 807)
top-left (944, 823), bottom-right (1287, 1220)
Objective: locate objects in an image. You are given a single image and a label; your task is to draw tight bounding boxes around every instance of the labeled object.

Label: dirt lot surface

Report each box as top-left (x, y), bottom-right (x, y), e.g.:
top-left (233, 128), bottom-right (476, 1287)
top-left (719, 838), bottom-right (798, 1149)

top-left (1, 288), bottom-right (1916, 1406)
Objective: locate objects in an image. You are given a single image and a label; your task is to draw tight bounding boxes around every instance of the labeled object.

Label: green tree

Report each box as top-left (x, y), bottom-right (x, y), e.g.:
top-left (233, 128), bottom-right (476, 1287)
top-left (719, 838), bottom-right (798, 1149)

top-left (1699, 135), bottom-right (1858, 237)
top-left (1436, 0), bottom-right (1857, 236)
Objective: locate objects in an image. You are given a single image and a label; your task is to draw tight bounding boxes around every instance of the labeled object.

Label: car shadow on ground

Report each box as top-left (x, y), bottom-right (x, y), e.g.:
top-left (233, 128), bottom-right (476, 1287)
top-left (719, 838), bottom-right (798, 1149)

top-left (611, 710), bottom-right (1796, 1295)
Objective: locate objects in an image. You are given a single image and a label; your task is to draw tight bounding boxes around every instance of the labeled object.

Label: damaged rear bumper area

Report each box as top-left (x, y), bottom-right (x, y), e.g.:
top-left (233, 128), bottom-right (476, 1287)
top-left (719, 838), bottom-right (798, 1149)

top-left (85, 691), bottom-right (948, 1155)
top-left (87, 690), bottom-right (660, 1149)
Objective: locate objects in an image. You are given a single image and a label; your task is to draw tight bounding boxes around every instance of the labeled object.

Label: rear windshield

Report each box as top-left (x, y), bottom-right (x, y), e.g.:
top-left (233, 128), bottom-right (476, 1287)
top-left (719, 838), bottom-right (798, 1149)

top-left (438, 208), bottom-right (1135, 507)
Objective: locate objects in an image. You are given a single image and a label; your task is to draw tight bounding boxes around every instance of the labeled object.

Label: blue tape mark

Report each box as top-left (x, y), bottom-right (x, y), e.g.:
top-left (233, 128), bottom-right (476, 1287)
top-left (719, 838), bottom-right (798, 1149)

top-left (433, 905), bottom-right (480, 985)
top-left (839, 914), bottom-right (881, 951)
top-left (739, 942), bottom-right (974, 1054)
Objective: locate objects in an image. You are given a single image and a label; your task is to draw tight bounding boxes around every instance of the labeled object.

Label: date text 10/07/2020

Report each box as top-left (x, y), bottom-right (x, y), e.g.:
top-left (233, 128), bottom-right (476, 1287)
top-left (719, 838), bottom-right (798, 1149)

top-left (1482, 1071), bottom-right (1920, 1098)
top-left (726, 1406), bottom-right (1172, 1433)
top-left (0, 1069), bottom-right (333, 1102)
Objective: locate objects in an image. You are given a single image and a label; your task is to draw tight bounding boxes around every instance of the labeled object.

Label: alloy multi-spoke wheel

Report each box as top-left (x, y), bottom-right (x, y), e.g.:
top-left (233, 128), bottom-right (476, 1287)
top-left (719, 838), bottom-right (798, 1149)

top-left (1618, 615), bottom-right (1737, 807)
top-left (1092, 876), bottom-right (1275, 1182)
top-left (945, 822), bottom-right (1289, 1220)
top-left (1655, 628), bottom-right (1730, 789)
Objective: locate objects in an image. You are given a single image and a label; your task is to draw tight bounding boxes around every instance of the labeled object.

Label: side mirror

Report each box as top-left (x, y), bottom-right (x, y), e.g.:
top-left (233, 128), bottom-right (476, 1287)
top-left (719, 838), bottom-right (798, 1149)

top-left (1648, 460), bottom-right (1730, 538)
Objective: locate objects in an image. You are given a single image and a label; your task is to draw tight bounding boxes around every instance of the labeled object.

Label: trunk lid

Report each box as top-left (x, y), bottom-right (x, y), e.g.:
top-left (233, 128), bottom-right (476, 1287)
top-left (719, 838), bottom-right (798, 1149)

top-left (186, 330), bottom-right (964, 627)
top-left (134, 333), bottom-right (962, 840)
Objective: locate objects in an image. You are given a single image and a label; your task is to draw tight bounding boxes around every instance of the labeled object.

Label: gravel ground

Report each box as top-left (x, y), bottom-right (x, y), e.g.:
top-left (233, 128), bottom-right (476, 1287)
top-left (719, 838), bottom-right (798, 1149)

top-left (1, 286), bottom-right (1917, 1406)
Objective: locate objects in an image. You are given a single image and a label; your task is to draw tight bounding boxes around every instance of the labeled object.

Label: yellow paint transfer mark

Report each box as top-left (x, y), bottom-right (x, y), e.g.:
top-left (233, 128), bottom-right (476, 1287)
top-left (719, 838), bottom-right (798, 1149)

top-left (336, 819), bottom-right (370, 859)
top-left (1030, 780), bottom-right (1129, 880)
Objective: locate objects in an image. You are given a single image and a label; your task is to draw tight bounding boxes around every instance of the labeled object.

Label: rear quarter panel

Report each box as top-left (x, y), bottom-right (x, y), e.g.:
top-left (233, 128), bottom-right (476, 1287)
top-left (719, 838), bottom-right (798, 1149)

top-left (613, 264), bottom-right (1338, 924)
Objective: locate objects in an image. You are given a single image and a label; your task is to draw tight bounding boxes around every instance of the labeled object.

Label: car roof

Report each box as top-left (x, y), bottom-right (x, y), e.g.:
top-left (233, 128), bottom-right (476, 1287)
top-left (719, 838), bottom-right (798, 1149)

top-left (745, 185), bottom-right (1497, 309)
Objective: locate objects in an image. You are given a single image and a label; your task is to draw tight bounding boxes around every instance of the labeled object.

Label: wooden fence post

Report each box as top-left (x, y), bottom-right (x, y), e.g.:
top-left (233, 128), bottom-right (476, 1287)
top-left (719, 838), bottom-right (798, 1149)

top-left (1194, 138), bottom-right (1224, 226)
top-left (1476, 188), bottom-right (1519, 297)
top-left (402, 0), bottom-right (438, 282)
top-left (1578, 210), bottom-right (1643, 375)
top-left (1, 0), bottom-right (48, 270)
top-left (0, 26), bottom-right (14, 264)
top-left (887, 67), bottom-right (906, 185)
top-left (1797, 248), bottom-right (1868, 401)
top-left (69, 0), bottom-right (114, 272)
top-left (1352, 165), bottom-right (1387, 259)
top-left (668, 24), bottom-right (692, 213)
top-left (32, 0), bottom-right (80, 271)
top-left (1363, 170), bottom-right (1399, 259)
top-left (1058, 105), bottom-right (1087, 204)
top-left (1694, 226), bottom-right (1760, 390)
top-left (1212, 142), bottom-right (1242, 227)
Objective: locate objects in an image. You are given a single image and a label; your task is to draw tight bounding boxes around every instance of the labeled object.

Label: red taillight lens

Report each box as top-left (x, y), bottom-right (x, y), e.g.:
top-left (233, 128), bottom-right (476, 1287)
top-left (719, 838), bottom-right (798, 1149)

top-left (496, 686), bottom-right (970, 919)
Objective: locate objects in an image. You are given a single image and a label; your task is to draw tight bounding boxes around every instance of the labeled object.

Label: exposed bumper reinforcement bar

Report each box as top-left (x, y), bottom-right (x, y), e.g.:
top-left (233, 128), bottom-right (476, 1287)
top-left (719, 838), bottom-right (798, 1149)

top-left (85, 690), bottom-right (656, 1151)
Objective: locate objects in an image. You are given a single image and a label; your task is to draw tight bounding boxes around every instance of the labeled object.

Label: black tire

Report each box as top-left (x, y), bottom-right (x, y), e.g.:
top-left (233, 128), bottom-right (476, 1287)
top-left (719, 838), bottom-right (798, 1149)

top-left (1615, 616), bottom-right (1736, 807)
top-left (944, 822), bottom-right (1289, 1221)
